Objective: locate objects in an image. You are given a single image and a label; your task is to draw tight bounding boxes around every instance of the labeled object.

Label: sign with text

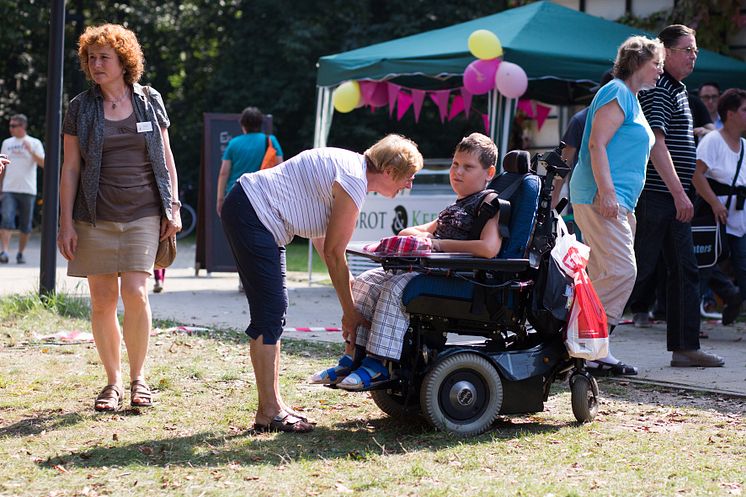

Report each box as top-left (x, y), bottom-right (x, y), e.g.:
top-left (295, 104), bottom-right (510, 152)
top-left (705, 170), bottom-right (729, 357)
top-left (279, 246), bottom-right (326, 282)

top-left (350, 194), bottom-right (455, 241)
top-left (197, 113), bottom-right (272, 273)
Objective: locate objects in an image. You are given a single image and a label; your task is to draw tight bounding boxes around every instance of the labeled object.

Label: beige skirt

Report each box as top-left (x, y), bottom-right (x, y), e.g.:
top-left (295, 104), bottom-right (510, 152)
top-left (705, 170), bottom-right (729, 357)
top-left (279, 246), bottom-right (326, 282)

top-left (68, 216), bottom-right (161, 277)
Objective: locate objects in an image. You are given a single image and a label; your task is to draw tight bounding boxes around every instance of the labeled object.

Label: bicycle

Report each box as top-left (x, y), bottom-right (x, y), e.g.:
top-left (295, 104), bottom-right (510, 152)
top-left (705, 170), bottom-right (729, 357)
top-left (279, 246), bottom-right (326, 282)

top-left (176, 184), bottom-right (197, 240)
top-left (177, 200), bottom-right (196, 240)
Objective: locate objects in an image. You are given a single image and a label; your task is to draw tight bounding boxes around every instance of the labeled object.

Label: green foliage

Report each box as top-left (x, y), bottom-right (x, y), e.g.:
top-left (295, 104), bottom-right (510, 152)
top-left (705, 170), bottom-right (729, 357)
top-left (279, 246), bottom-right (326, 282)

top-left (2, 0), bottom-right (743, 192)
top-left (611, 0), bottom-right (741, 55)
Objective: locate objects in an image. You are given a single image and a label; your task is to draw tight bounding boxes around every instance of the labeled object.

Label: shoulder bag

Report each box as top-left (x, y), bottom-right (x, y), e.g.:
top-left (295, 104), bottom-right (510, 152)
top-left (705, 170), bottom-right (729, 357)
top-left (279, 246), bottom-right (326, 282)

top-left (691, 141), bottom-right (745, 268)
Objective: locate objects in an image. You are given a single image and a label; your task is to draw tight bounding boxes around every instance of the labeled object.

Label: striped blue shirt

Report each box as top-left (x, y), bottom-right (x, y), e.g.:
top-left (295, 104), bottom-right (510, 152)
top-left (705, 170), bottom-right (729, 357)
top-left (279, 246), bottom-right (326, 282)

top-left (238, 147), bottom-right (368, 246)
top-left (638, 71), bottom-right (696, 194)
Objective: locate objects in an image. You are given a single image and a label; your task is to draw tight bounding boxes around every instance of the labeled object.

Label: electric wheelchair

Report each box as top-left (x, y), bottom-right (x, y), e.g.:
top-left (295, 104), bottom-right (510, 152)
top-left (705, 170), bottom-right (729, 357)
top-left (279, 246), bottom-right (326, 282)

top-left (343, 144), bottom-right (599, 436)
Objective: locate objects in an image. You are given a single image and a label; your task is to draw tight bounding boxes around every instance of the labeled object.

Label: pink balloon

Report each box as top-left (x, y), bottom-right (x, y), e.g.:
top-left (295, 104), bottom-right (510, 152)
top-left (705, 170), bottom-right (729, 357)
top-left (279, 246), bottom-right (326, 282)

top-left (495, 61), bottom-right (528, 99)
top-left (359, 81), bottom-right (388, 108)
top-left (463, 59), bottom-right (501, 95)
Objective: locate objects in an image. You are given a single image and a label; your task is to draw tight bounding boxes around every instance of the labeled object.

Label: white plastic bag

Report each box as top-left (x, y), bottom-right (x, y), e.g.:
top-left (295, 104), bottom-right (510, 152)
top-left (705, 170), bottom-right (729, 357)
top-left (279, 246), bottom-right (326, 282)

top-left (550, 216), bottom-right (590, 278)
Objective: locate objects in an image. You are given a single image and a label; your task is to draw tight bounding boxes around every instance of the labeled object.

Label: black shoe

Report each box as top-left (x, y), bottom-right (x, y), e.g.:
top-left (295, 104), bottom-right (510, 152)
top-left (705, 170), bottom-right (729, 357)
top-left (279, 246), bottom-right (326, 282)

top-left (722, 295), bottom-right (743, 326)
top-left (0, 251), bottom-right (8, 264)
top-left (16, 252), bottom-right (25, 264)
top-left (633, 312), bottom-right (651, 328)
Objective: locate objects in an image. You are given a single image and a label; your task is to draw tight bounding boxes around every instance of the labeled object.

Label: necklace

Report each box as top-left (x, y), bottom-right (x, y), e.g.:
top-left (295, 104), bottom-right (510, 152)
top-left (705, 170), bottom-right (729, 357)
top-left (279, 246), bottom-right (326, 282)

top-left (104, 89), bottom-right (129, 109)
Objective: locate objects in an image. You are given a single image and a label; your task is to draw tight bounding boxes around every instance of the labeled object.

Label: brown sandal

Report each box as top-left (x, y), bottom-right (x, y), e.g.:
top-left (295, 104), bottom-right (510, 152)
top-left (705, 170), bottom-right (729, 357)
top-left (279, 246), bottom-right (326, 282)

top-left (253, 412), bottom-right (314, 433)
top-left (94, 384), bottom-right (124, 412)
top-left (130, 379), bottom-right (153, 408)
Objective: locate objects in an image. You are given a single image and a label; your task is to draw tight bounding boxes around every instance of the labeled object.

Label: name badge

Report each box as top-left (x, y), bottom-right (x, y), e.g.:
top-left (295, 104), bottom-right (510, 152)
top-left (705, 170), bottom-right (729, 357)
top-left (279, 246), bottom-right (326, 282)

top-left (136, 121), bottom-right (153, 133)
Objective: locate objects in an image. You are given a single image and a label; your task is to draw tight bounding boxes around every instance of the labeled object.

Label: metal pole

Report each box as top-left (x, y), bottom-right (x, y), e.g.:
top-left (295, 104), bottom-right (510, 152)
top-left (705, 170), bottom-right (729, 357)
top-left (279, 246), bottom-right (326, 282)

top-left (40, 0), bottom-right (66, 296)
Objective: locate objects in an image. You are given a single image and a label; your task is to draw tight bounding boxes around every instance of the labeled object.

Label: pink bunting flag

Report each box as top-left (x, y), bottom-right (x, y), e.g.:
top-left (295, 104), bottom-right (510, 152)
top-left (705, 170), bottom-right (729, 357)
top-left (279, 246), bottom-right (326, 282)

top-left (482, 113), bottom-right (490, 134)
top-left (517, 98), bottom-right (535, 118)
top-left (387, 83), bottom-right (400, 117)
top-left (460, 88), bottom-right (473, 118)
top-left (396, 91), bottom-right (413, 121)
top-left (359, 81), bottom-right (388, 110)
top-left (411, 89), bottom-right (426, 122)
top-left (448, 95), bottom-right (464, 121)
top-left (535, 103), bottom-right (552, 131)
top-left (359, 81), bottom-right (377, 107)
top-left (429, 89), bottom-right (451, 123)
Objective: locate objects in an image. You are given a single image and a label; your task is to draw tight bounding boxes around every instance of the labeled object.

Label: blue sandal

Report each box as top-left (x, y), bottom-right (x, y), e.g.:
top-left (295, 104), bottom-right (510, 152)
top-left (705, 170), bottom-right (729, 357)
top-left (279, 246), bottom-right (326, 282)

top-left (308, 354), bottom-right (354, 385)
top-left (338, 357), bottom-right (390, 390)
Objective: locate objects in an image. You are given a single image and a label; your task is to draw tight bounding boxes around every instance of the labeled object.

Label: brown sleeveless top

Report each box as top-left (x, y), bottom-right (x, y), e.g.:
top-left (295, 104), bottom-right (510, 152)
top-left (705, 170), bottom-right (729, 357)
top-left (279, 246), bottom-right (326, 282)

top-left (97, 112), bottom-right (161, 222)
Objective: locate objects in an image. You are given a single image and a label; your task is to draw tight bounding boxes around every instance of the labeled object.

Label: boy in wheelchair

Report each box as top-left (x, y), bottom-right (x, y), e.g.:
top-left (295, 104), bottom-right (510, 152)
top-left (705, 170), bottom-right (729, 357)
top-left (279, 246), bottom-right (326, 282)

top-left (309, 133), bottom-right (504, 389)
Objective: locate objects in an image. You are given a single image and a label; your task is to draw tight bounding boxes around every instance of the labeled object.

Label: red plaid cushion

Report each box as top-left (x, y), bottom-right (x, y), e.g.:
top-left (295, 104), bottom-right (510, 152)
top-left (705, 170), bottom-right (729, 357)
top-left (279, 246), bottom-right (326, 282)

top-left (364, 235), bottom-right (433, 255)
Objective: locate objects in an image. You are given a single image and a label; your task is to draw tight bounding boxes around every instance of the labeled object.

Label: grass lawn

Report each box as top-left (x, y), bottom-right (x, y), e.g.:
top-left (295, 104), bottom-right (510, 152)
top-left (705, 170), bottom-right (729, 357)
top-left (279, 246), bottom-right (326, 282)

top-left (1, 294), bottom-right (745, 497)
top-left (286, 239), bottom-right (328, 274)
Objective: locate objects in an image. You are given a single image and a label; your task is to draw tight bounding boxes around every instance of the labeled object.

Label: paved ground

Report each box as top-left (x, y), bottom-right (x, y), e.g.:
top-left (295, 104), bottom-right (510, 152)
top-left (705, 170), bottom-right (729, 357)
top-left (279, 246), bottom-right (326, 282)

top-left (2, 234), bottom-right (745, 397)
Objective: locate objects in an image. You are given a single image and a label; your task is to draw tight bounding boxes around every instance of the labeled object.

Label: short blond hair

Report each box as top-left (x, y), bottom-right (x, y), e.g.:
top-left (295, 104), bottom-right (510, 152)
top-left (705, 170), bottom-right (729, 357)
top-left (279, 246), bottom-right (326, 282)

top-left (613, 35), bottom-right (665, 81)
top-left (78, 24), bottom-right (144, 85)
top-left (364, 134), bottom-right (424, 181)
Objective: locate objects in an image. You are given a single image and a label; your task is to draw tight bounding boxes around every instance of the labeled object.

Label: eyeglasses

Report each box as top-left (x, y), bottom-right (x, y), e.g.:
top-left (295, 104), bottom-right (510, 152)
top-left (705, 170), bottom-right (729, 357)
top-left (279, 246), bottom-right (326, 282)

top-left (669, 46), bottom-right (699, 56)
top-left (9, 123), bottom-right (20, 128)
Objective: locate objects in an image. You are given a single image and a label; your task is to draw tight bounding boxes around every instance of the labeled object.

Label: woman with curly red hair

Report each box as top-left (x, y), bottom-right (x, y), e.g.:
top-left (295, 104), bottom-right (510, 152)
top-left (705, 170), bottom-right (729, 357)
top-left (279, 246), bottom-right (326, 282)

top-left (58, 24), bottom-right (181, 411)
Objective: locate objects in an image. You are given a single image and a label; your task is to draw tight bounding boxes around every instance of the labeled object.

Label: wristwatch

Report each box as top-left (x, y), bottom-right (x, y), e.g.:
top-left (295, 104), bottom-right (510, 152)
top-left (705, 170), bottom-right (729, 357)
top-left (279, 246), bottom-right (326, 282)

top-left (171, 199), bottom-right (182, 208)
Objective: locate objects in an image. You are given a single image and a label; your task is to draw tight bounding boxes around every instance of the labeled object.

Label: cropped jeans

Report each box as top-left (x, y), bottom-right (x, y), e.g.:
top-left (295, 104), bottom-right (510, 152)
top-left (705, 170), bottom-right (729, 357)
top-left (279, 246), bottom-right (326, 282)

top-left (628, 190), bottom-right (701, 351)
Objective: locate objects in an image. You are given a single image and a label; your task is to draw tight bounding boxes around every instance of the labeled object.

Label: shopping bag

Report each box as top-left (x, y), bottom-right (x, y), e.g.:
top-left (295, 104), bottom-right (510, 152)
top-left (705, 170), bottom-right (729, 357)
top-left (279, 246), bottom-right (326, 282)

top-left (564, 270), bottom-right (609, 360)
top-left (550, 216), bottom-right (590, 277)
top-left (691, 223), bottom-right (723, 268)
top-left (260, 135), bottom-right (280, 170)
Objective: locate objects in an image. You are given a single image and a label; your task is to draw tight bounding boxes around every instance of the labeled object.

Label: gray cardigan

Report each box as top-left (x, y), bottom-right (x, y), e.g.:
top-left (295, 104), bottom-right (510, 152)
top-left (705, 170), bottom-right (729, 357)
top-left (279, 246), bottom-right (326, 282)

top-left (62, 83), bottom-right (175, 225)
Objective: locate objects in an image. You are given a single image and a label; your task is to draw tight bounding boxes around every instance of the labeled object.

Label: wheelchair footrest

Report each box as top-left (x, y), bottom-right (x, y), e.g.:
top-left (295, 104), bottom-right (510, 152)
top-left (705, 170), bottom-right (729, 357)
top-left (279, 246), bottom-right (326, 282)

top-left (322, 378), bottom-right (401, 392)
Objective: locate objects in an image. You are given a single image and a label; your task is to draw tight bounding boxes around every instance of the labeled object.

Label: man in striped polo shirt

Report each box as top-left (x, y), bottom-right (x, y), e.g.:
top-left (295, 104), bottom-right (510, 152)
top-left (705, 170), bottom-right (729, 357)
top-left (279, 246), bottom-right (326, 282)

top-left (629, 24), bottom-right (725, 368)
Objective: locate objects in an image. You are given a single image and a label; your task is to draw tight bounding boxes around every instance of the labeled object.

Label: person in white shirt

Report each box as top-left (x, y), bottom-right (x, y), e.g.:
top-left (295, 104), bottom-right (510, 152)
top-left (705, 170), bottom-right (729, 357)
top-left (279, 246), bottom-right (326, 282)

top-left (0, 114), bottom-right (45, 264)
top-left (693, 88), bottom-right (746, 307)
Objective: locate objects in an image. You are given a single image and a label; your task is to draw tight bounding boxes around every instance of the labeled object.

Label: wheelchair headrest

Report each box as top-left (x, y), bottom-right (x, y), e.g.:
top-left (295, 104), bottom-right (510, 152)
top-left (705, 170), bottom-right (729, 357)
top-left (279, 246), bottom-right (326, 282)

top-left (502, 150), bottom-right (530, 174)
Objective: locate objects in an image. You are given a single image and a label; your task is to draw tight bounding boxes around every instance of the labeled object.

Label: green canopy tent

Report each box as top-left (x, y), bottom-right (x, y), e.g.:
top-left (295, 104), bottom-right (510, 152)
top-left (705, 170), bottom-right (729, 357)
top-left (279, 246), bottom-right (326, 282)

top-left (314, 0), bottom-right (746, 154)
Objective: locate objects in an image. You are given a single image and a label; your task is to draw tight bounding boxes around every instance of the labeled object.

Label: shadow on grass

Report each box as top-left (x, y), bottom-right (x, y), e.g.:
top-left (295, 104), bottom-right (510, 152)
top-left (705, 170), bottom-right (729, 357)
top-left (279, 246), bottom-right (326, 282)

top-left (0, 410), bottom-right (86, 437)
top-left (41, 416), bottom-right (569, 470)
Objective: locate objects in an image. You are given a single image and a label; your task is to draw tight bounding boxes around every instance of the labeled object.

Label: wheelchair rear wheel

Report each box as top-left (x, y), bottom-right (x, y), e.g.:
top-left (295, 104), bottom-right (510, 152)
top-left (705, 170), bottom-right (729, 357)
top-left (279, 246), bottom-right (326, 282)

top-left (370, 389), bottom-right (420, 417)
top-left (420, 353), bottom-right (503, 436)
top-left (570, 373), bottom-right (598, 423)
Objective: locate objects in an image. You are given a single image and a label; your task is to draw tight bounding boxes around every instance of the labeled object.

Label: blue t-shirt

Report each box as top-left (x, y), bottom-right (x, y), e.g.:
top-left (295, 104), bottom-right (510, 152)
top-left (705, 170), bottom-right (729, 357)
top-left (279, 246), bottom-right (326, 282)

top-left (569, 79), bottom-right (654, 211)
top-left (222, 133), bottom-right (283, 194)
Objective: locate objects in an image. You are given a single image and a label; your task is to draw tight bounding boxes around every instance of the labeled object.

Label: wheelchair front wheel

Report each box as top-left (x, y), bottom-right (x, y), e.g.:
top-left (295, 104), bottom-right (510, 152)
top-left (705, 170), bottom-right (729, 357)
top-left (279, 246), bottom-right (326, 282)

top-left (420, 353), bottom-right (503, 436)
top-left (570, 373), bottom-right (598, 423)
top-left (370, 389), bottom-right (420, 418)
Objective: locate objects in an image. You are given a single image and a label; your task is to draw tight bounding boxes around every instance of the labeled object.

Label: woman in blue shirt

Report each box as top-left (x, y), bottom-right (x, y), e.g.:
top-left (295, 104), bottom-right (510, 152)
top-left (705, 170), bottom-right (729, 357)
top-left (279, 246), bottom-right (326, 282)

top-left (569, 35), bottom-right (664, 376)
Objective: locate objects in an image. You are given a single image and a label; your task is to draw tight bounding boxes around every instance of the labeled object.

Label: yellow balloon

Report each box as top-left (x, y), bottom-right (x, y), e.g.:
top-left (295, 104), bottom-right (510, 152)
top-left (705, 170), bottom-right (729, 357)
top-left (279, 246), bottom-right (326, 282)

top-left (333, 81), bottom-right (361, 113)
top-left (468, 30), bottom-right (503, 60)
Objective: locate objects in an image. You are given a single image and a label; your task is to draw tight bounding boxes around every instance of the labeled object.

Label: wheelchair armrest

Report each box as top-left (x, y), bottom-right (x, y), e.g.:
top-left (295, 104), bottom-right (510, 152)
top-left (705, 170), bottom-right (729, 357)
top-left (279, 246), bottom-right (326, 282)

top-left (419, 254), bottom-right (531, 272)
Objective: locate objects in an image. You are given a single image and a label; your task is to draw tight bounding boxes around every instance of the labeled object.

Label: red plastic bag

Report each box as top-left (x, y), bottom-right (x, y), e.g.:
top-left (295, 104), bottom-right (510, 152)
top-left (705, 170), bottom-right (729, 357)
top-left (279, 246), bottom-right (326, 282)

top-left (564, 270), bottom-right (609, 360)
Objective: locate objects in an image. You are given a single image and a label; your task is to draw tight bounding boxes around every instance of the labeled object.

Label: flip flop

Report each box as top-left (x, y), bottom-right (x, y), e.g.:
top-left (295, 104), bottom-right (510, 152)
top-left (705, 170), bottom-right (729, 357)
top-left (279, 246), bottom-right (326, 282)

top-left (586, 360), bottom-right (638, 376)
top-left (94, 384), bottom-right (124, 412)
top-left (130, 379), bottom-right (154, 407)
top-left (253, 412), bottom-right (314, 433)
